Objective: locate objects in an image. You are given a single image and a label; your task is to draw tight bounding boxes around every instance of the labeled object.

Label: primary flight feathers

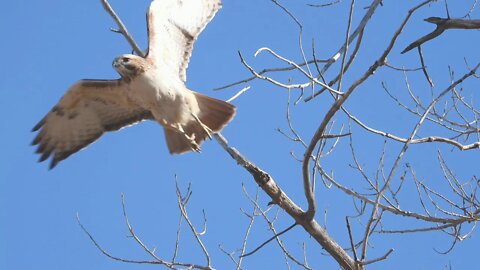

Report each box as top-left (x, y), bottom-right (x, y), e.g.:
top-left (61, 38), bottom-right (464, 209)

top-left (32, 0), bottom-right (235, 169)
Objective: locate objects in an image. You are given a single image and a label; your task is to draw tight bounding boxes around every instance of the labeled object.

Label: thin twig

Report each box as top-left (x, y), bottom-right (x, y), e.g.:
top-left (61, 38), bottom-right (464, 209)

top-left (241, 223), bottom-right (297, 257)
top-left (417, 46), bottom-right (434, 87)
top-left (175, 180), bottom-right (212, 268)
top-left (101, 0), bottom-right (144, 56)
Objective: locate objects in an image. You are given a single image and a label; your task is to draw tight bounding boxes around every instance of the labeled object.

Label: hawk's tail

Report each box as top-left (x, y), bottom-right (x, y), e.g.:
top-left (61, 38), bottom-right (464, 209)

top-left (164, 92), bottom-right (236, 154)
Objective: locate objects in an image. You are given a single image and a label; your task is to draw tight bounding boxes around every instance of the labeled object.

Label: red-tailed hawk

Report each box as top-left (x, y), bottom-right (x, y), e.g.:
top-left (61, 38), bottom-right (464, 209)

top-left (32, 0), bottom-right (235, 169)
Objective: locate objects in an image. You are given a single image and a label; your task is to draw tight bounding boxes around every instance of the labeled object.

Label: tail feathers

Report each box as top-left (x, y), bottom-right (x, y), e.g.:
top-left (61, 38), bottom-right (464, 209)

top-left (194, 92), bottom-right (236, 132)
top-left (164, 92), bottom-right (236, 154)
top-left (164, 128), bottom-right (196, 154)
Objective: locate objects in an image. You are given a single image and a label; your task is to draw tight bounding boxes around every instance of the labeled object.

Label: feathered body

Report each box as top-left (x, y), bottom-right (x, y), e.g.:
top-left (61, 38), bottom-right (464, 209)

top-left (32, 0), bottom-right (235, 169)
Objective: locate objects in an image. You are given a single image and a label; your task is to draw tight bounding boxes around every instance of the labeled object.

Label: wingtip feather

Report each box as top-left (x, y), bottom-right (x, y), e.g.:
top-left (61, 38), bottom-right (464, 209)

top-left (49, 160), bottom-right (58, 170)
top-left (32, 118), bottom-right (46, 132)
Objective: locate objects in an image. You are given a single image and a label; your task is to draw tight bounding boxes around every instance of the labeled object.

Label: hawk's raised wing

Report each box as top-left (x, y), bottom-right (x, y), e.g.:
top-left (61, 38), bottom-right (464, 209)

top-left (146, 0), bottom-right (222, 81)
top-left (32, 80), bottom-right (153, 169)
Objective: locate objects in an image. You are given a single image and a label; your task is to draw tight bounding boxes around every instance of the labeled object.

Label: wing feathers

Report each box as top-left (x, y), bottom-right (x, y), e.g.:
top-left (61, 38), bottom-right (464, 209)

top-left (33, 0), bottom-right (227, 168)
top-left (147, 0), bottom-right (222, 81)
top-left (32, 80), bottom-right (152, 169)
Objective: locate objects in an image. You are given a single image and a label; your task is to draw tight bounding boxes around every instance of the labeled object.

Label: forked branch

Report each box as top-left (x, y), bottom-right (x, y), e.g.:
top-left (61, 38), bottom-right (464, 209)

top-left (402, 17), bottom-right (480, 53)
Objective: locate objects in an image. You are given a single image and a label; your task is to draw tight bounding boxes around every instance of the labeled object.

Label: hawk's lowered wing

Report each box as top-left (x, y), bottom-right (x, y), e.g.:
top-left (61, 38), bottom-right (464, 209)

top-left (146, 0), bottom-right (222, 81)
top-left (32, 80), bottom-right (153, 169)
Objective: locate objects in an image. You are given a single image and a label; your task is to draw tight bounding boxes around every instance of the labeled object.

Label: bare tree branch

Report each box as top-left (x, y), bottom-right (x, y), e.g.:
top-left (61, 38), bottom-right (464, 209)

top-left (101, 0), bottom-right (144, 56)
top-left (175, 180), bottom-right (212, 268)
top-left (241, 223), bottom-right (297, 258)
top-left (77, 192), bottom-right (214, 270)
top-left (95, 0), bottom-right (480, 269)
top-left (402, 17), bottom-right (480, 53)
top-left (214, 133), bottom-right (357, 270)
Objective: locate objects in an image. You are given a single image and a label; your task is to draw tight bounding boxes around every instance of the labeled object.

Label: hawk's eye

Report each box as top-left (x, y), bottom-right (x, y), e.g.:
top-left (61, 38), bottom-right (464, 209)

top-left (122, 57), bottom-right (130, 63)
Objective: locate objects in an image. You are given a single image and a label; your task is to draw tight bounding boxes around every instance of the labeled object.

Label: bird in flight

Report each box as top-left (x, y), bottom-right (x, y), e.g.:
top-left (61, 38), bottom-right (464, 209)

top-left (32, 0), bottom-right (235, 169)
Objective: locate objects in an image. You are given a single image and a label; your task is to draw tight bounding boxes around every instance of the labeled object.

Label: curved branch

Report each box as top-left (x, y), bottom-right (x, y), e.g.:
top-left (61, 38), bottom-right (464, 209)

top-left (302, 0), bottom-right (434, 223)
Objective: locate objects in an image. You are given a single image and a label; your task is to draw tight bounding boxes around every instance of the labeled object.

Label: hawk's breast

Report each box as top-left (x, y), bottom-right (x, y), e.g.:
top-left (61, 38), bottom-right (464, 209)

top-left (127, 69), bottom-right (193, 124)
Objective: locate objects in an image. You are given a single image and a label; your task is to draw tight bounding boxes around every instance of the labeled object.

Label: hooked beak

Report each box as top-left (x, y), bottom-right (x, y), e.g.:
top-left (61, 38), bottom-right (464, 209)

top-left (112, 57), bottom-right (121, 68)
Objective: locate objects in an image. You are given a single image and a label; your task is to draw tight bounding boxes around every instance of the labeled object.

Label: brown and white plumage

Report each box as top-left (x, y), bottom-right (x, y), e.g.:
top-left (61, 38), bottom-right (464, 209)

top-left (147, 0), bottom-right (222, 81)
top-left (32, 0), bottom-right (235, 169)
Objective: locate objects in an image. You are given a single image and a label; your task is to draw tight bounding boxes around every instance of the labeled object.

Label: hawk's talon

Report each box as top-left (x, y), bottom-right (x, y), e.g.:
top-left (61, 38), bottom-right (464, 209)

top-left (161, 119), bottom-right (202, 151)
top-left (185, 133), bottom-right (201, 152)
top-left (191, 112), bottom-right (213, 139)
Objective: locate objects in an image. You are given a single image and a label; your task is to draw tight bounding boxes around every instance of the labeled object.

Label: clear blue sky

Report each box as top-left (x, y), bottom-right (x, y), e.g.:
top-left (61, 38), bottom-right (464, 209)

top-left (1, 1), bottom-right (478, 269)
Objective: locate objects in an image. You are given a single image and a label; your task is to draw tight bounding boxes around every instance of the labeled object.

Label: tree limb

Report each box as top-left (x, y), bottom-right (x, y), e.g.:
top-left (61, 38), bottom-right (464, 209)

top-left (101, 0), bottom-right (144, 56)
top-left (402, 17), bottom-right (480, 53)
top-left (214, 133), bottom-right (358, 270)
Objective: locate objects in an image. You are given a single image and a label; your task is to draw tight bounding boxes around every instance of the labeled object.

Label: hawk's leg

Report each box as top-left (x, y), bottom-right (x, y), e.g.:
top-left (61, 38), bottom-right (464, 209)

top-left (191, 112), bottom-right (213, 139)
top-left (161, 119), bottom-right (201, 152)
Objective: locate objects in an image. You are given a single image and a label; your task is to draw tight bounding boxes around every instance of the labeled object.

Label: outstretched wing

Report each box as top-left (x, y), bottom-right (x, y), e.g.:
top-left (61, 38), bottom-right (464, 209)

top-left (32, 80), bottom-right (153, 169)
top-left (146, 0), bottom-right (222, 81)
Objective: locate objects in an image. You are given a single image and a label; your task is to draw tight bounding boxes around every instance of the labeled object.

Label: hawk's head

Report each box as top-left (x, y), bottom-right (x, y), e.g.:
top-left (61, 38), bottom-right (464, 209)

top-left (113, 54), bottom-right (148, 80)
